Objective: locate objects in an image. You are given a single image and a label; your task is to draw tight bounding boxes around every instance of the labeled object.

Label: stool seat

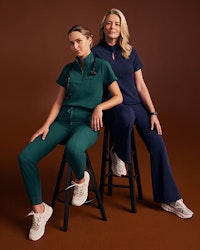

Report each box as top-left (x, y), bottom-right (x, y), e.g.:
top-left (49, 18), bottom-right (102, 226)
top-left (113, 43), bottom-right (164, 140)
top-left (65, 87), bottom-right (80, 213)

top-left (51, 150), bottom-right (107, 231)
top-left (100, 126), bottom-right (143, 213)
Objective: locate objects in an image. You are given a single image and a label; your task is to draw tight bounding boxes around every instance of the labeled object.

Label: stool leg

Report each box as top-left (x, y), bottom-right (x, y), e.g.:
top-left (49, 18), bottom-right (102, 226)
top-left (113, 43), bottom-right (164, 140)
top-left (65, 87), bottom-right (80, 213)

top-left (99, 126), bottom-right (142, 213)
top-left (131, 131), bottom-right (143, 200)
top-left (63, 166), bottom-right (72, 231)
top-left (86, 153), bottom-right (107, 221)
top-left (99, 126), bottom-right (109, 199)
top-left (51, 153), bottom-right (66, 209)
top-left (107, 156), bottom-right (113, 196)
top-left (133, 151), bottom-right (143, 199)
top-left (127, 162), bottom-right (136, 213)
top-left (107, 129), bottom-right (113, 196)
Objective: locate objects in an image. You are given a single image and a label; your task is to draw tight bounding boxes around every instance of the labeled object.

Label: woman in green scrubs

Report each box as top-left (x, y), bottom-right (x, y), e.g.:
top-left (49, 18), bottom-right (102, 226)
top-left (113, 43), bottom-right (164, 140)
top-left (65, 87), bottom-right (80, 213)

top-left (18, 24), bottom-right (122, 241)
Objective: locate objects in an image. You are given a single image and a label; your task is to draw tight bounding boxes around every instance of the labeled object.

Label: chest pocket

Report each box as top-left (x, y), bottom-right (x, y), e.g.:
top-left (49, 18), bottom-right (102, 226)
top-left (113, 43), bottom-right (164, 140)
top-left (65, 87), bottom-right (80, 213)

top-left (83, 73), bottom-right (102, 81)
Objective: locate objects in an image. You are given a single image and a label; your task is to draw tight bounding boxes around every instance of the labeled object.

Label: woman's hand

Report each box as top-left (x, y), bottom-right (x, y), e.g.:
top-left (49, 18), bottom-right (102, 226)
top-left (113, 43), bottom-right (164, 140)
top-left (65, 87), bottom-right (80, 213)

top-left (29, 86), bottom-right (65, 143)
top-left (30, 125), bottom-right (49, 142)
top-left (91, 105), bottom-right (103, 131)
top-left (150, 115), bottom-right (162, 135)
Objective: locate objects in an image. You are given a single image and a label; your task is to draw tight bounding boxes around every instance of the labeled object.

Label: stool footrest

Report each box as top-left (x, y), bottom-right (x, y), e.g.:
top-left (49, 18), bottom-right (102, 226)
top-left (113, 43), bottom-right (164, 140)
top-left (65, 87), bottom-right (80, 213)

top-left (103, 184), bottom-right (131, 188)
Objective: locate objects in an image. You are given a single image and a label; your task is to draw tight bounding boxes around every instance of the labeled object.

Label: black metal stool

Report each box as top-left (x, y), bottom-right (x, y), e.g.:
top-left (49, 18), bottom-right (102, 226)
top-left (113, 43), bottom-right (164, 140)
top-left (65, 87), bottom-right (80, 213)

top-left (51, 150), bottom-right (107, 231)
top-left (100, 125), bottom-right (143, 213)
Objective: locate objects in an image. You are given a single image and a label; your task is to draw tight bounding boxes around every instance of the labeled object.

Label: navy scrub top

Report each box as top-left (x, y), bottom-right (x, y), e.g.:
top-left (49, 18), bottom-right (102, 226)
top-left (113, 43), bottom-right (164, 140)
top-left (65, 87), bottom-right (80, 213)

top-left (92, 42), bottom-right (143, 105)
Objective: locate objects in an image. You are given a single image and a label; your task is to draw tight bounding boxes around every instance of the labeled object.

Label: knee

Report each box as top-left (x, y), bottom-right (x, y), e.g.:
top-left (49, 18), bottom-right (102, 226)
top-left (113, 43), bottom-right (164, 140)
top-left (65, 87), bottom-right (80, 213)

top-left (18, 149), bottom-right (33, 171)
top-left (148, 135), bottom-right (167, 154)
top-left (65, 141), bottom-right (87, 162)
top-left (18, 150), bottom-right (26, 166)
top-left (111, 105), bottom-right (134, 128)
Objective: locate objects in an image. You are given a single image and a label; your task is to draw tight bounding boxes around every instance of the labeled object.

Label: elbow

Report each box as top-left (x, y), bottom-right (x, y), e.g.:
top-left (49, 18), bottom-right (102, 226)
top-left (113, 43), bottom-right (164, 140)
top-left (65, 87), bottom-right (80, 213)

top-left (118, 94), bottom-right (123, 104)
top-left (120, 95), bottom-right (123, 104)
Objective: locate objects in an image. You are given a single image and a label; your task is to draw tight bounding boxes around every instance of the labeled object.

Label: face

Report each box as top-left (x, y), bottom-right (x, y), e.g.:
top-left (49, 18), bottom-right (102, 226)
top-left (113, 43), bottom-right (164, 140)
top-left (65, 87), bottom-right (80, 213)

top-left (68, 31), bottom-right (92, 59)
top-left (103, 14), bottom-right (121, 42)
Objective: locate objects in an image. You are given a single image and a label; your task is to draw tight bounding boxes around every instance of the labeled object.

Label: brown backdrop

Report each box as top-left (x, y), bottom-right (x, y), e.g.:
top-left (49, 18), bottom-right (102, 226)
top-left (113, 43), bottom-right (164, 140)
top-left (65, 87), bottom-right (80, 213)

top-left (0, 0), bottom-right (199, 249)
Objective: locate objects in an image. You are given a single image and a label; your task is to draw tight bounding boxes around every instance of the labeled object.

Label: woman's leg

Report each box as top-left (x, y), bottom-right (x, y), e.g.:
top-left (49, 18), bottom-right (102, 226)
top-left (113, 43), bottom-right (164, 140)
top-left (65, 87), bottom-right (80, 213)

top-left (134, 104), bottom-right (181, 203)
top-left (64, 124), bottom-right (98, 206)
top-left (107, 104), bottom-right (136, 164)
top-left (18, 122), bottom-right (70, 206)
top-left (64, 124), bottom-right (99, 180)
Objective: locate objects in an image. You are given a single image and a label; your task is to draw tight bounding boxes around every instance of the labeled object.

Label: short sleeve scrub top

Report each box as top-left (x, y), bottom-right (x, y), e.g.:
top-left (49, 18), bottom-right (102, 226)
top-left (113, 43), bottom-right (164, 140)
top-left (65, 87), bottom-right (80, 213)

top-left (56, 52), bottom-right (117, 125)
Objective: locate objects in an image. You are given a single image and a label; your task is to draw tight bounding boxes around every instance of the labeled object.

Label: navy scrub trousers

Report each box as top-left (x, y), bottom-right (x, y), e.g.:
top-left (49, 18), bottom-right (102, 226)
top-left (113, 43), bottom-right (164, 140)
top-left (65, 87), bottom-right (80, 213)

top-left (18, 107), bottom-right (99, 206)
top-left (107, 103), bottom-right (181, 203)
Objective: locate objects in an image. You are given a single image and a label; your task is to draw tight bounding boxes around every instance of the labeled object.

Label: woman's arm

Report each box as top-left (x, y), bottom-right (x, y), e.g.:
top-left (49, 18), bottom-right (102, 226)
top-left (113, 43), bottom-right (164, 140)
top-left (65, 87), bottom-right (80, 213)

top-left (134, 69), bottom-right (162, 135)
top-left (30, 86), bottom-right (65, 142)
top-left (91, 81), bottom-right (123, 131)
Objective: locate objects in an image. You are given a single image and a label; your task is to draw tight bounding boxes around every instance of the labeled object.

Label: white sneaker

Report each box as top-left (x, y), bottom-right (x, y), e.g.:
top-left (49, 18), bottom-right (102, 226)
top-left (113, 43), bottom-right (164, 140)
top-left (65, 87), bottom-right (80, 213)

top-left (27, 203), bottom-right (53, 241)
top-left (161, 199), bottom-right (194, 219)
top-left (110, 148), bottom-right (127, 177)
top-left (71, 171), bottom-right (90, 206)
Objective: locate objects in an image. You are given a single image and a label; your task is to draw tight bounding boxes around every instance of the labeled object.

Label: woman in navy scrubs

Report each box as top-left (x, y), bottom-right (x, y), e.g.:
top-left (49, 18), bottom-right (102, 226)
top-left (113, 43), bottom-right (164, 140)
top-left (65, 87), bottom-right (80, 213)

top-left (92, 8), bottom-right (193, 219)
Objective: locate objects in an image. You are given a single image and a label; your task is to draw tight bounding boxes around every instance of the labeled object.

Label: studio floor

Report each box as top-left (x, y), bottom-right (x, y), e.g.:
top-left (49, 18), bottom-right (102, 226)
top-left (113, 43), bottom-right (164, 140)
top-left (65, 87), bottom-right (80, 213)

top-left (1, 128), bottom-right (199, 250)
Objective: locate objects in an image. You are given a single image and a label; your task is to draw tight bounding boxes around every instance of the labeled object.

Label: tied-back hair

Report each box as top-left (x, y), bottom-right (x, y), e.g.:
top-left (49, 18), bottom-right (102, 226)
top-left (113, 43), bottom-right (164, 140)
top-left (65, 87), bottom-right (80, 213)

top-left (68, 24), bottom-right (93, 46)
top-left (99, 8), bottom-right (132, 59)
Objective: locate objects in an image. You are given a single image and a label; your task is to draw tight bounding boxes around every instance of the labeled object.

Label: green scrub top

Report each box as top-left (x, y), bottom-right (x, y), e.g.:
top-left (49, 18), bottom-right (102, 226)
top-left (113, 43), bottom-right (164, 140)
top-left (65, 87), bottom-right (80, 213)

top-left (56, 52), bottom-right (118, 111)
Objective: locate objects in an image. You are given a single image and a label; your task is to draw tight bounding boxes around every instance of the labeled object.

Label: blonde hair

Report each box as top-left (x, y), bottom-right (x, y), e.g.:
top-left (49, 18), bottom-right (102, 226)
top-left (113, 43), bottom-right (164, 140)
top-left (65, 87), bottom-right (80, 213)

top-left (99, 8), bottom-right (132, 59)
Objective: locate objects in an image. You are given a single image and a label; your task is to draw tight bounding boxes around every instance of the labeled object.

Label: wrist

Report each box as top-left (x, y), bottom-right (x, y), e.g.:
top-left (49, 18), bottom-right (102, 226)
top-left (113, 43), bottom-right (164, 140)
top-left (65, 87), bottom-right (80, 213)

top-left (96, 104), bottom-right (103, 111)
top-left (150, 111), bottom-right (158, 116)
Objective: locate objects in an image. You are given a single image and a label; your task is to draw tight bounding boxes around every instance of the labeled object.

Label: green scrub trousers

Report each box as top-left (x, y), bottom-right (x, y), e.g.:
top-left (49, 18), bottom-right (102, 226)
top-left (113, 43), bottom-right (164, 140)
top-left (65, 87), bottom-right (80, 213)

top-left (18, 107), bottom-right (99, 206)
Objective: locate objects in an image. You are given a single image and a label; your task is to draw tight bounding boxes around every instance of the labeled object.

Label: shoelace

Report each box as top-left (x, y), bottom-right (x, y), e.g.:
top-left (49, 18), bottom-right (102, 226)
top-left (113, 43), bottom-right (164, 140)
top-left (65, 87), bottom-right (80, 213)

top-left (168, 199), bottom-right (188, 213)
top-left (27, 212), bottom-right (43, 231)
top-left (175, 199), bottom-right (187, 209)
top-left (65, 181), bottom-right (84, 196)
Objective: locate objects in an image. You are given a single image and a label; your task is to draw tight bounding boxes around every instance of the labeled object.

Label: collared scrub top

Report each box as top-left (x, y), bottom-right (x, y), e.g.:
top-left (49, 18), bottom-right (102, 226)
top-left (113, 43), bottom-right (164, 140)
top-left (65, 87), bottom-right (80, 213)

top-left (56, 52), bottom-right (117, 111)
top-left (92, 42), bottom-right (143, 105)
